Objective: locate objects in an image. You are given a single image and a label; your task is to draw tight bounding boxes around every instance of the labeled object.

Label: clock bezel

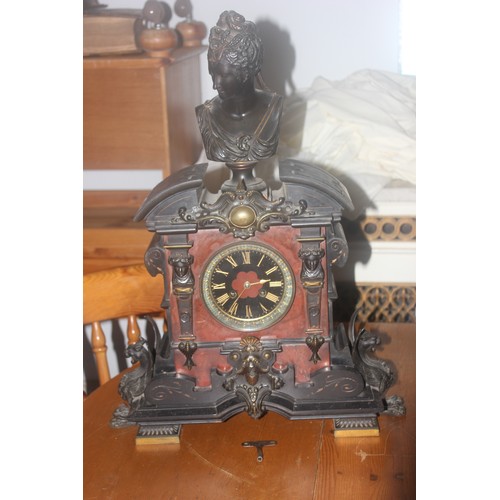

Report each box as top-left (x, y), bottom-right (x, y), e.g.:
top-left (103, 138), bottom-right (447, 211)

top-left (200, 241), bottom-right (295, 332)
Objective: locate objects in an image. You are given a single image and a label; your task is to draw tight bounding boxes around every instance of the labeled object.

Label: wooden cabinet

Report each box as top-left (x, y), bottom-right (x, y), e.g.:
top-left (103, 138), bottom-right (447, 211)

top-left (84, 47), bottom-right (204, 175)
top-left (83, 47), bottom-right (206, 273)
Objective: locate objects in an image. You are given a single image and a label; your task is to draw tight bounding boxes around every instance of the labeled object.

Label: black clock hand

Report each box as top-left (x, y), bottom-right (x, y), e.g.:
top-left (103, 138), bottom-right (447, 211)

top-left (235, 279), bottom-right (270, 301)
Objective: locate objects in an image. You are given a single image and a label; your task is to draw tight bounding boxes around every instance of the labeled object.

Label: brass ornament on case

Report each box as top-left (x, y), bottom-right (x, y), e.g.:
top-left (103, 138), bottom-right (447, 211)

top-left (173, 181), bottom-right (308, 240)
top-left (229, 205), bottom-right (257, 228)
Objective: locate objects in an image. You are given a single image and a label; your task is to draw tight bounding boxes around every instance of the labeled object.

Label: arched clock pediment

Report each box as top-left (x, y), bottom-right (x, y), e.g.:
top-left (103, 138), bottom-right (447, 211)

top-left (133, 163), bottom-right (208, 223)
top-left (278, 158), bottom-right (354, 214)
top-left (133, 158), bottom-right (354, 237)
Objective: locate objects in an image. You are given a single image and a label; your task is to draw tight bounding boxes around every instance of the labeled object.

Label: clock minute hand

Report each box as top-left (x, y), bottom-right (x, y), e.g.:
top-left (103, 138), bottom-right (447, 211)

top-left (235, 279), bottom-right (270, 301)
top-left (248, 279), bottom-right (270, 286)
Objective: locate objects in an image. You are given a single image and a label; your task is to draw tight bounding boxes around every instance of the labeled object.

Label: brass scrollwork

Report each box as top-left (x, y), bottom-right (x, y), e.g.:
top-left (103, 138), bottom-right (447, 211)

top-left (172, 182), bottom-right (308, 239)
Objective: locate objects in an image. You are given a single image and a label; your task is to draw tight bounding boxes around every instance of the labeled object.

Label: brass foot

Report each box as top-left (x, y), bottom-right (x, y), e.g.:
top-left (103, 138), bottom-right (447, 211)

top-left (333, 416), bottom-right (380, 437)
top-left (135, 424), bottom-right (182, 445)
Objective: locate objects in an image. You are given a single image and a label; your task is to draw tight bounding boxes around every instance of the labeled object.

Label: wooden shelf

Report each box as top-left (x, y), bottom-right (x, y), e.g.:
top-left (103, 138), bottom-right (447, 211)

top-left (83, 191), bottom-right (151, 274)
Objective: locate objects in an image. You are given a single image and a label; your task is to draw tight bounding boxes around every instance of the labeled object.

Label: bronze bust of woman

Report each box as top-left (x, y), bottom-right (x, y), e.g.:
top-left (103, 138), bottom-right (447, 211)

top-left (196, 11), bottom-right (283, 164)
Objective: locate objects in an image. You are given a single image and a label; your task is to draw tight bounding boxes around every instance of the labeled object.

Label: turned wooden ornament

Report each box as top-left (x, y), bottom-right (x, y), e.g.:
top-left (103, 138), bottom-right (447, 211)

top-left (140, 28), bottom-right (179, 57)
top-left (174, 0), bottom-right (207, 47)
top-left (176, 21), bottom-right (206, 47)
top-left (139, 0), bottom-right (179, 57)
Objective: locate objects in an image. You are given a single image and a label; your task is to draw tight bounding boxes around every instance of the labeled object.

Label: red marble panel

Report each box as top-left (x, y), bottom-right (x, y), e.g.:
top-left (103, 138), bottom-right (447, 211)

top-left (168, 226), bottom-right (331, 387)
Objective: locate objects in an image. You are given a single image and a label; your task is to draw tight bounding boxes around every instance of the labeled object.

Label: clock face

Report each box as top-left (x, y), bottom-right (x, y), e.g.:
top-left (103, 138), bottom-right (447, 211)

top-left (201, 242), bottom-right (295, 331)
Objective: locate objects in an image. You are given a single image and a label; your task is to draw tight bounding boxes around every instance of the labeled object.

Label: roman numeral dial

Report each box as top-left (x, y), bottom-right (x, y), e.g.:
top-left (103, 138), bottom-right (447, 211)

top-left (201, 243), bottom-right (295, 332)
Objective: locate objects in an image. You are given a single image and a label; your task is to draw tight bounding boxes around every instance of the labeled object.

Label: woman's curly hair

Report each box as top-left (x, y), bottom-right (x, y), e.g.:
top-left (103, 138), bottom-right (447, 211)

top-left (207, 11), bottom-right (263, 83)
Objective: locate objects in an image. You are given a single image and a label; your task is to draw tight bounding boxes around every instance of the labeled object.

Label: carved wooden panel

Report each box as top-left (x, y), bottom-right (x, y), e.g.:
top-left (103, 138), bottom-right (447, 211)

top-left (356, 283), bottom-right (416, 323)
top-left (360, 216), bottom-right (416, 242)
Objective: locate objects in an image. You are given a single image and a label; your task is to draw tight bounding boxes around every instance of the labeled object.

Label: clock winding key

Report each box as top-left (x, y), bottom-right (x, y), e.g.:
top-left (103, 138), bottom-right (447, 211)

top-left (242, 440), bottom-right (277, 462)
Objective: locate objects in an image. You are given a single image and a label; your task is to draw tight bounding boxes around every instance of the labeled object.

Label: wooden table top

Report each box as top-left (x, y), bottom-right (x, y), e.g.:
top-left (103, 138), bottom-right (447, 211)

top-left (84, 323), bottom-right (415, 499)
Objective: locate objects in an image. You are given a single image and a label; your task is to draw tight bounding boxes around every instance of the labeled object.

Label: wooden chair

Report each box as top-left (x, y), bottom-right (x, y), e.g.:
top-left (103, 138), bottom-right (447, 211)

top-left (83, 264), bottom-right (164, 386)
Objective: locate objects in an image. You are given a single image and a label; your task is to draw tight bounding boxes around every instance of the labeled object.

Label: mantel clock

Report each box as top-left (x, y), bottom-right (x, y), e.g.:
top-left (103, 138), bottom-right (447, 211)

top-left (111, 10), bottom-right (404, 440)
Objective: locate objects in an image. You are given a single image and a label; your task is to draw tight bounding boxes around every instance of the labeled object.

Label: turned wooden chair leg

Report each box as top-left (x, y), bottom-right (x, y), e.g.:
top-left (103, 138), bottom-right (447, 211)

top-left (91, 321), bottom-right (110, 385)
top-left (127, 315), bottom-right (141, 345)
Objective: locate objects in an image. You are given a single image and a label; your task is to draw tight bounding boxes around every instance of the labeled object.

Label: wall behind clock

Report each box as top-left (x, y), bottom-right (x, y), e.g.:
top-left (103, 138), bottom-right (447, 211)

top-left (83, 0), bottom-right (403, 191)
top-left (106, 0), bottom-right (401, 100)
